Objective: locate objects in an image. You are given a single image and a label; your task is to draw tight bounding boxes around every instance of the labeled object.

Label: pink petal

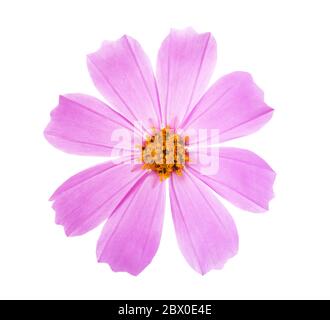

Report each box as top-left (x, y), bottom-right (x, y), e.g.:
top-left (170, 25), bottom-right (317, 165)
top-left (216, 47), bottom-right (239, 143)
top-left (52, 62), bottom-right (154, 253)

top-left (44, 94), bottom-right (136, 156)
top-left (169, 170), bottom-right (238, 274)
top-left (51, 160), bottom-right (145, 236)
top-left (87, 35), bottom-right (161, 129)
top-left (182, 72), bottom-right (273, 144)
top-left (189, 147), bottom-right (276, 212)
top-left (156, 28), bottom-right (217, 128)
top-left (97, 174), bottom-right (165, 275)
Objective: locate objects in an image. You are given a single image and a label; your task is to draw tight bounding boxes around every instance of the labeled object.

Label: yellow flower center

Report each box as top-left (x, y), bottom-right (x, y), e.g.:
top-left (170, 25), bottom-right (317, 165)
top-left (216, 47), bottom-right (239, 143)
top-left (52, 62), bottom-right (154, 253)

top-left (141, 127), bottom-right (189, 181)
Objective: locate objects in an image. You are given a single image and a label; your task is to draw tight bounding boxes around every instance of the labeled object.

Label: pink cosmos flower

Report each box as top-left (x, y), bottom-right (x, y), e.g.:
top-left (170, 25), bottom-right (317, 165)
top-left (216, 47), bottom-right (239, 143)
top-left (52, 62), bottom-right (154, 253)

top-left (44, 28), bottom-right (275, 275)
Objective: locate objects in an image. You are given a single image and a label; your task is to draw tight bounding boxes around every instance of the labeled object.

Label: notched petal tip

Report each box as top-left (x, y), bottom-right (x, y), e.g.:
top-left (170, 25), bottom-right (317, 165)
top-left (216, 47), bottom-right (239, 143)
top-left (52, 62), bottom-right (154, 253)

top-left (196, 250), bottom-right (238, 275)
top-left (97, 257), bottom-right (143, 276)
top-left (257, 166), bottom-right (276, 213)
top-left (198, 228), bottom-right (239, 275)
top-left (263, 170), bottom-right (277, 212)
top-left (87, 34), bottom-right (133, 55)
top-left (52, 209), bottom-right (73, 237)
top-left (169, 26), bottom-right (212, 38)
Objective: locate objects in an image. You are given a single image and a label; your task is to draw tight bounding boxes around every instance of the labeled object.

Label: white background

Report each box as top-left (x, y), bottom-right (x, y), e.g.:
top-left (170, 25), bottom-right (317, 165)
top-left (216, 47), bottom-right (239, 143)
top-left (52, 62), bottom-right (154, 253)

top-left (0, 0), bottom-right (330, 299)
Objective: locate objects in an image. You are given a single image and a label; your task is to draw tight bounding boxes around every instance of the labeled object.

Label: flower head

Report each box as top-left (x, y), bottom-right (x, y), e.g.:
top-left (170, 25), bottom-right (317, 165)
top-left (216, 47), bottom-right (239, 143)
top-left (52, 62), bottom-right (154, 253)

top-left (141, 126), bottom-right (189, 180)
top-left (44, 28), bottom-right (275, 275)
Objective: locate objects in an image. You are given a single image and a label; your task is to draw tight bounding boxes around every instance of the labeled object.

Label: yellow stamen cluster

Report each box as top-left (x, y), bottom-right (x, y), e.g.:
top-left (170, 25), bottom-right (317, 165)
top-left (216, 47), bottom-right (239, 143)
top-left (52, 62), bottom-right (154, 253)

top-left (141, 127), bottom-right (189, 181)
